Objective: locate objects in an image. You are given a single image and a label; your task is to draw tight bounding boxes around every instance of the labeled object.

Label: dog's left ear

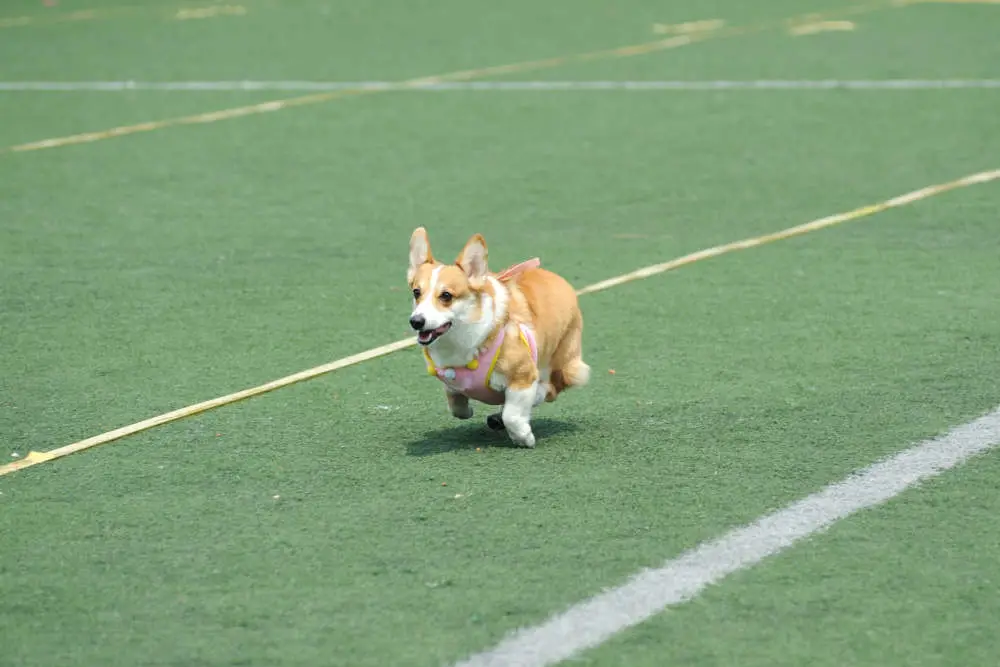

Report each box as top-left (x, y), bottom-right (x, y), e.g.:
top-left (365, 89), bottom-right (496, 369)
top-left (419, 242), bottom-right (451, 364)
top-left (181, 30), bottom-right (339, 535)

top-left (456, 233), bottom-right (488, 286)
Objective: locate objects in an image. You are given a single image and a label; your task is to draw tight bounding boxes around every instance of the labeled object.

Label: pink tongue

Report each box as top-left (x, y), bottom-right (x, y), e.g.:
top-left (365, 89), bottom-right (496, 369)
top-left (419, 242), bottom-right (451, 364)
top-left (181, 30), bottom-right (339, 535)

top-left (418, 331), bottom-right (433, 343)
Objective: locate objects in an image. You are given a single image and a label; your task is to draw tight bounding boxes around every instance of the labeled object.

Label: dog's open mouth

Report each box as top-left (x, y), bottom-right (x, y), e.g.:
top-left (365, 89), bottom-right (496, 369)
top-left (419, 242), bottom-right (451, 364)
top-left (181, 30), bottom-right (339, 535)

top-left (417, 322), bottom-right (452, 345)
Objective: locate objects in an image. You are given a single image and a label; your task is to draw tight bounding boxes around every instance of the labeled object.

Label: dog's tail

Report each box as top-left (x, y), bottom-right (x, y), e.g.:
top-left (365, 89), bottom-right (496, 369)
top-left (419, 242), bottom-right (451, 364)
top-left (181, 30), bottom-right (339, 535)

top-left (561, 358), bottom-right (591, 388)
top-left (546, 359), bottom-right (590, 402)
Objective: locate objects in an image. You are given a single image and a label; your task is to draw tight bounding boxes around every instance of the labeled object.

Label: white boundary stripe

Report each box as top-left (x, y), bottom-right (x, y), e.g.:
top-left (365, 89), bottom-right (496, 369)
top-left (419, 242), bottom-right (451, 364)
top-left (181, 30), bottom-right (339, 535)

top-left (3, 79), bottom-right (1000, 92)
top-left (453, 406), bottom-right (1000, 667)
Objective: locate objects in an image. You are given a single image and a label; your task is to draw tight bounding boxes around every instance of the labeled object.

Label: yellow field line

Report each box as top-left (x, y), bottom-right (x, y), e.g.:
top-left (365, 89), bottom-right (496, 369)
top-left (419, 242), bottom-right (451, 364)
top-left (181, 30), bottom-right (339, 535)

top-left (3, 167), bottom-right (997, 477)
top-left (898, 0), bottom-right (1000, 4)
top-left (1, 1), bottom-right (896, 155)
top-left (578, 169), bottom-right (1000, 295)
top-left (788, 20), bottom-right (857, 36)
top-left (0, 2), bottom-right (248, 28)
top-left (6, 89), bottom-right (374, 153)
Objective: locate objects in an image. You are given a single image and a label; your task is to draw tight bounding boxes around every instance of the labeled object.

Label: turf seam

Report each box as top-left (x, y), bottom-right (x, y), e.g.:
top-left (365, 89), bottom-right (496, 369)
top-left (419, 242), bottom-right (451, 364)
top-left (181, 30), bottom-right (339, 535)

top-left (2, 167), bottom-right (998, 477)
top-left (4, 79), bottom-right (1000, 91)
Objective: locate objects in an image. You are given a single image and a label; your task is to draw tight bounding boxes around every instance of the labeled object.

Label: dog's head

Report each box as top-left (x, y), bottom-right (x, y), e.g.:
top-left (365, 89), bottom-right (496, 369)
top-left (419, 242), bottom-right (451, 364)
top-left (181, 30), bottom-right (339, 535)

top-left (406, 227), bottom-right (490, 346)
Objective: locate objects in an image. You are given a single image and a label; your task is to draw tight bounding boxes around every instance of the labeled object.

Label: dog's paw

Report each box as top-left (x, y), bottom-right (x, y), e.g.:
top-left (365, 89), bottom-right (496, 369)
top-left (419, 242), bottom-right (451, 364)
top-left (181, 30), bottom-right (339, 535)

top-left (451, 404), bottom-right (474, 420)
top-left (486, 413), bottom-right (505, 431)
top-left (447, 392), bottom-right (474, 419)
top-left (509, 430), bottom-right (536, 448)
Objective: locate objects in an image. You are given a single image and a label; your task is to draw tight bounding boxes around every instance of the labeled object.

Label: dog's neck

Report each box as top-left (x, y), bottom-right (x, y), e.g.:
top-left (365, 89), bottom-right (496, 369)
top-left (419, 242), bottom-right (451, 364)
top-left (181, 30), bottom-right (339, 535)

top-left (427, 276), bottom-right (509, 369)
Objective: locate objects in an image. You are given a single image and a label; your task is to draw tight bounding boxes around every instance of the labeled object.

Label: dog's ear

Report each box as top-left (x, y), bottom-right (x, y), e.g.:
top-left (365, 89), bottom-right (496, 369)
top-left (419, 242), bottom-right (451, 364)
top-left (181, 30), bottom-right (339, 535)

top-left (408, 227), bottom-right (433, 282)
top-left (456, 233), bottom-right (488, 286)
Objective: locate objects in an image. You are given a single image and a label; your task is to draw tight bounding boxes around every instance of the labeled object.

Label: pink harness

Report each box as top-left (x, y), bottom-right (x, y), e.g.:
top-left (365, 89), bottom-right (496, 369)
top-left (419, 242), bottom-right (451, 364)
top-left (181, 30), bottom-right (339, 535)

top-left (423, 257), bottom-right (541, 406)
top-left (424, 322), bottom-right (538, 405)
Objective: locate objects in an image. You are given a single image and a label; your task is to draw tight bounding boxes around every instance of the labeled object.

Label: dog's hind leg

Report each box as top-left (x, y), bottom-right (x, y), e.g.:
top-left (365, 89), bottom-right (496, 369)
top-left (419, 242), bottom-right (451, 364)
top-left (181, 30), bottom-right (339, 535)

top-left (546, 314), bottom-right (590, 402)
top-left (486, 412), bottom-right (505, 431)
top-left (534, 367), bottom-right (552, 405)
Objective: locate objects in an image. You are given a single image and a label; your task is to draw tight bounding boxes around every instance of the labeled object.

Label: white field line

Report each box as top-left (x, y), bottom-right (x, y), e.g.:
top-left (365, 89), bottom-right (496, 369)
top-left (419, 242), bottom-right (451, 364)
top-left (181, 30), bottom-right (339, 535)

top-left (452, 406), bottom-right (1000, 667)
top-left (1, 167), bottom-right (998, 477)
top-left (3, 79), bottom-right (1000, 92)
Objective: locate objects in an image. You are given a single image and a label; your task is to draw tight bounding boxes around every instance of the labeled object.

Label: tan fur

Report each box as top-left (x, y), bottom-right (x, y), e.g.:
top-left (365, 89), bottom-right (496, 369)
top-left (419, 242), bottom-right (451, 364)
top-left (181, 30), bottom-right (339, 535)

top-left (410, 264), bottom-right (471, 313)
top-left (496, 268), bottom-right (585, 398)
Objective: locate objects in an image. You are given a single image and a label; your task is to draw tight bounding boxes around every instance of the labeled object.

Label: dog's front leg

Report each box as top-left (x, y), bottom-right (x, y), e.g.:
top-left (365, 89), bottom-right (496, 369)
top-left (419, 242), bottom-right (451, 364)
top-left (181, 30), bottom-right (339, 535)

top-left (501, 381), bottom-right (538, 448)
top-left (446, 389), bottom-right (474, 419)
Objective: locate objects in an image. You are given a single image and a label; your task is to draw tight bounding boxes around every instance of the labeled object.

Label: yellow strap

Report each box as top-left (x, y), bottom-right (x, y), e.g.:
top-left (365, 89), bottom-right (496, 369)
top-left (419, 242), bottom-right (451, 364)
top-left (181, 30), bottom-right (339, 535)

top-left (518, 326), bottom-right (531, 351)
top-left (482, 328), bottom-right (514, 388)
top-left (426, 347), bottom-right (480, 373)
top-left (423, 328), bottom-right (508, 387)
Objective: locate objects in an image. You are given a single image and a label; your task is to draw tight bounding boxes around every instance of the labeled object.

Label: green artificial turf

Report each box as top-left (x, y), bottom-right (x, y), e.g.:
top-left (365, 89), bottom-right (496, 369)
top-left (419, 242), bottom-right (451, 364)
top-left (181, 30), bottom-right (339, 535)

top-left (577, 449), bottom-right (1000, 667)
top-left (1, 1), bottom-right (999, 665)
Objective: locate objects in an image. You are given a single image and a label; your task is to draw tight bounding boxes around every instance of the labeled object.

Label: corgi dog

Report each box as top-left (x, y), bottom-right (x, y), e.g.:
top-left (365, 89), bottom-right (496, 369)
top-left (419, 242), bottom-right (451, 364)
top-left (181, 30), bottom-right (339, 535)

top-left (406, 227), bottom-right (590, 448)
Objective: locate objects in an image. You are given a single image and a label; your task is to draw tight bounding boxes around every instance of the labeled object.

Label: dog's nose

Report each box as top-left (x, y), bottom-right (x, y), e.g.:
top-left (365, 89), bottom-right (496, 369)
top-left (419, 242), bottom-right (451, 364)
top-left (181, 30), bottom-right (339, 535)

top-left (409, 315), bottom-right (426, 331)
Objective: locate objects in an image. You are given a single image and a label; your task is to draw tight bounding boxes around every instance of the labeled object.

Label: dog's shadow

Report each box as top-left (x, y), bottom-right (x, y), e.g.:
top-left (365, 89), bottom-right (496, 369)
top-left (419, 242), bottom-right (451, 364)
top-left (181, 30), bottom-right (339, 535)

top-left (405, 417), bottom-right (578, 456)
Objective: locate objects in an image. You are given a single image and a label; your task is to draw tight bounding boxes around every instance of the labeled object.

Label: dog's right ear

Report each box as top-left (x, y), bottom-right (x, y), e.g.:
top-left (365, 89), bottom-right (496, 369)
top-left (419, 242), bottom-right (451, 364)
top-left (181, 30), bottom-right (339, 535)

top-left (408, 227), bottom-right (433, 282)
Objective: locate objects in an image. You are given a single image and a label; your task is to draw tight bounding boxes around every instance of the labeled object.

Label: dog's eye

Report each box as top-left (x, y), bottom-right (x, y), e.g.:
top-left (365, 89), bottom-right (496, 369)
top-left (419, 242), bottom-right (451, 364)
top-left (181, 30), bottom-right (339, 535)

top-left (412, 288), bottom-right (421, 300)
top-left (439, 291), bottom-right (453, 304)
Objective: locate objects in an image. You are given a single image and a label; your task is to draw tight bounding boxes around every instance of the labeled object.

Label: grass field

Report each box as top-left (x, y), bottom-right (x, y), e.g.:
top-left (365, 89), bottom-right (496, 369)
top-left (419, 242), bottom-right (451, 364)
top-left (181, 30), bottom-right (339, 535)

top-left (2, 1), bottom-right (999, 666)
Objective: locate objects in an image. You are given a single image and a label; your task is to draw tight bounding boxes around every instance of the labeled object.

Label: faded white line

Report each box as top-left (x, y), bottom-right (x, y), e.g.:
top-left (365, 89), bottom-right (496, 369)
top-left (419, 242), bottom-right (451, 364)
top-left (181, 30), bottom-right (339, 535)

top-left (3, 79), bottom-right (1000, 92)
top-left (453, 407), bottom-right (1000, 667)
